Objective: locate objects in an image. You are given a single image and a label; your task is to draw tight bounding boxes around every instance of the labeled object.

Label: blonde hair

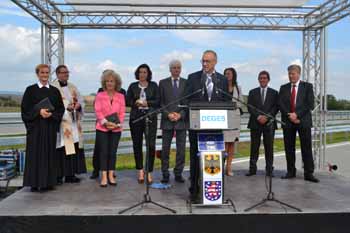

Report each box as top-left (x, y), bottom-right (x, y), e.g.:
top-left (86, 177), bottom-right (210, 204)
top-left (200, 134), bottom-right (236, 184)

top-left (35, 64), bottom-right (50, 74)
top-left (288, 64), bottom-right (301, 74)
top-left (101, 69), bottom-right (122, 91)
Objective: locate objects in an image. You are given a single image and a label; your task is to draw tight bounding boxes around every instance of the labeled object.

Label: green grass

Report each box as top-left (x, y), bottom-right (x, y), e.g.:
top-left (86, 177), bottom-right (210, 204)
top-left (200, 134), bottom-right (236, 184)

top-left (0, 107), bottom-right (20, 112)
top-left (2, 131), bottom-right (349, 171)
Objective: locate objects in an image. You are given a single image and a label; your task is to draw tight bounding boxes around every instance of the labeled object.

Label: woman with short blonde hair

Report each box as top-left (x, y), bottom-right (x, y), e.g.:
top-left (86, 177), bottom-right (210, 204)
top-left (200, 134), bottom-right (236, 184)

top-left (94, 69), bottom-right (125, 187)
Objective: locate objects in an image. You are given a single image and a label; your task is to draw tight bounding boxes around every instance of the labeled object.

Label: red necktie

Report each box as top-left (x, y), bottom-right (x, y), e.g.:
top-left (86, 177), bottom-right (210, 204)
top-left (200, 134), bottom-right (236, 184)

top-left (290, 84), bottom-right (296, 112)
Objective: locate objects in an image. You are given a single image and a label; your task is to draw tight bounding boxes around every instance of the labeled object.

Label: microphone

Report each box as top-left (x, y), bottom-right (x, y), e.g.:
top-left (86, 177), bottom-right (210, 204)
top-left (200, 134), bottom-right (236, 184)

top-left (327, 163), bottom-right (338, 172)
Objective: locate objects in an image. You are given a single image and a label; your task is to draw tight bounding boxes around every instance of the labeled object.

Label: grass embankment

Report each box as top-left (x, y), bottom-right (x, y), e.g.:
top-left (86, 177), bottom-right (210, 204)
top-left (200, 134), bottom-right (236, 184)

top-left (1, 132), bottom-right (349, 171)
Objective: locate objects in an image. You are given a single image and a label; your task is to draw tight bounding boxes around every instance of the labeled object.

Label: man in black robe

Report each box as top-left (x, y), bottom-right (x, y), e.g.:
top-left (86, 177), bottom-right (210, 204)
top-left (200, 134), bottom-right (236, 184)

top-left (21, 64), bottom-right (65, 192)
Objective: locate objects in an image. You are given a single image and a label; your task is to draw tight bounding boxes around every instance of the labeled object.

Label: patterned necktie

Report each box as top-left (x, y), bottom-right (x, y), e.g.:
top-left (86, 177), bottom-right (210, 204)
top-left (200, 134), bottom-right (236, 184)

top-left (207, 76), bottom-right (213, 100)
top-left (173, 79), bottom-right (178, 97)
top-left (261, 88), bottom-right (265, 105)
top-left (290, 84), bottom-right (296, 112)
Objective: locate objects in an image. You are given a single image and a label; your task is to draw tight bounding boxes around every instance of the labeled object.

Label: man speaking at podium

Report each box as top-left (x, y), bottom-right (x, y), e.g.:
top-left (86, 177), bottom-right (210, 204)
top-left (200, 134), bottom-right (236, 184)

top-left (183, 50), bottom-right (229, 202)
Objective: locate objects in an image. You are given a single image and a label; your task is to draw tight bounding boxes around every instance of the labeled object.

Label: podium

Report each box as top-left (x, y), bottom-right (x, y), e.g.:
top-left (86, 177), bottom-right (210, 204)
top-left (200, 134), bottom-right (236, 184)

top-left (187, 102), bottom-right (237, 213)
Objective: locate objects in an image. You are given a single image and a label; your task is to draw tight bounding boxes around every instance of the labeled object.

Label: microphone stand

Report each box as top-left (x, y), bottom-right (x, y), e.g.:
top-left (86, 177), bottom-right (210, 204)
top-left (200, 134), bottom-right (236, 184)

top-left (214, 87), bottom-right (302, 212)
top-left (119, 88), bottom-right (203, 214)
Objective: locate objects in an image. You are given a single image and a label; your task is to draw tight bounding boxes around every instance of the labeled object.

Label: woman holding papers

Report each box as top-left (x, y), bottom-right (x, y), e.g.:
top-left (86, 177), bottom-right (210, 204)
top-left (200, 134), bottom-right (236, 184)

top-left (94, 70), bottom-right (125, 187)
top-left (126, 64), bottom-right (160, 184)
top-left (21, 64), bottom-right (65, 192)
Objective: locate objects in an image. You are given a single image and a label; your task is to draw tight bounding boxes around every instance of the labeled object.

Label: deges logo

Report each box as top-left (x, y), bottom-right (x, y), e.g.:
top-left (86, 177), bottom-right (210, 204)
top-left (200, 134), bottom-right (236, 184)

top-left (201, 115), bottom-right (226, 122)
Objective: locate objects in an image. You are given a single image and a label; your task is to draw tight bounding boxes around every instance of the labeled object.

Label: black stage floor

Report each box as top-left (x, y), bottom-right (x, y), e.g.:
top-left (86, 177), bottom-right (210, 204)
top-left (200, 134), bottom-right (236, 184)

top-left (1, 169), bottom-right (350, 233)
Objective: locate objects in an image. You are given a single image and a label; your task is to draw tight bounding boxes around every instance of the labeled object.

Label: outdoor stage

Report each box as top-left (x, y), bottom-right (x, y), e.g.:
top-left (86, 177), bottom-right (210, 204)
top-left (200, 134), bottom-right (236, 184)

top-left (0, 168), bottom-right (350, 233)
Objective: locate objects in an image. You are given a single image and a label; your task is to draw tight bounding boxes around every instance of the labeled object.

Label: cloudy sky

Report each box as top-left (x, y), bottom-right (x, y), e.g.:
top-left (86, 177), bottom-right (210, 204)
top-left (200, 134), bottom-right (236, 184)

top-left (0, 0), bottom-right (349, 99)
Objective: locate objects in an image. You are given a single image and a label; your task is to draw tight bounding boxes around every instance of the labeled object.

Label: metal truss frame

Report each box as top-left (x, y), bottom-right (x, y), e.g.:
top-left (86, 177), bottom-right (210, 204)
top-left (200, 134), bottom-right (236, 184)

top-left (303, 29), bottom-right (327, 169)
top-left (9, 0), bottom-right (350, 169)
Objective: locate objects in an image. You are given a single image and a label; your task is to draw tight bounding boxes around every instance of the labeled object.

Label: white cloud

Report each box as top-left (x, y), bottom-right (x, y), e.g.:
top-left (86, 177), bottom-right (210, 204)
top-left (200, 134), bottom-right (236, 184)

top-left (0, 8), bottom-right (31, 17)
top-left (0, 24), bottom-right (40, 72)
top-left (289, 58), bottom-right (302, 67)
top-left (171, 30), bottom-right (225, 47)
top-left (160, 50), bottom-right (194, 65)
top-left (0, 1), bottom-right (31, 17)
top-left (65, 39), bottom-right (82, 53)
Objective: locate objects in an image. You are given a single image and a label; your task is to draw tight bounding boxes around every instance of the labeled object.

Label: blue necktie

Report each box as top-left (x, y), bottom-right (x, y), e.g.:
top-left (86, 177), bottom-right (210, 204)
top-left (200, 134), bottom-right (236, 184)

top-left (173, 79), bottom-right (178, 97)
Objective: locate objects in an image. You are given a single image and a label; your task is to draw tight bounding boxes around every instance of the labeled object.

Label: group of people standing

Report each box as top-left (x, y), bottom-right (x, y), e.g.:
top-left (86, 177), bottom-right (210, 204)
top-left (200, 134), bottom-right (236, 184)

top-left (21, 50), bottom-right (318, 201)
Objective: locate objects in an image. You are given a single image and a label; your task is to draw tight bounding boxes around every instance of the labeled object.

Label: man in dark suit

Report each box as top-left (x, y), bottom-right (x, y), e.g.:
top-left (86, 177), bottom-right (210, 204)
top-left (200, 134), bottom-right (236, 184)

top-left (183, 50), bottom-right (229, 201)
top-left (246, 71), bottom-right (278, 177)
top-left (159, 60), bottom-right (188, 183)
top-left (278, 64), bottom-right (319, 183)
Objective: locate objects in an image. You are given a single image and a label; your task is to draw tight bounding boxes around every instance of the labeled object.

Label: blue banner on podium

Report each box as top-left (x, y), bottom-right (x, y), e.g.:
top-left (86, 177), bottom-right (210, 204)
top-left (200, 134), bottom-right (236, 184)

top-left (198, 133), bottom-right (224, 151)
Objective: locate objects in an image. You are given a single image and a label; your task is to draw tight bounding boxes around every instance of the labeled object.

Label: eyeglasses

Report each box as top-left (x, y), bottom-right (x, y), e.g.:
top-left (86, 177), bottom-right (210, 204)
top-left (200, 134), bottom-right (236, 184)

top-left (200, 59), bottom-right (213, 64)
top-left (59, 71), bottom-right (70, 74)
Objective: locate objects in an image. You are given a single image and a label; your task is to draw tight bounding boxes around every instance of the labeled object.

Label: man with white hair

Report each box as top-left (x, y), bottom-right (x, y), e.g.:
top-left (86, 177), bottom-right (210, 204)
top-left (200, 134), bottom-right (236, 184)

top-left (158, 59), bottom-right (188, 183)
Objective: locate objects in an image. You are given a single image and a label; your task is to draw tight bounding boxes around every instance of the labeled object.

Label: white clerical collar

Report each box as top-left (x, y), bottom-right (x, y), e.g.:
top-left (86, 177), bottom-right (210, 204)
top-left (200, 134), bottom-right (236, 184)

top-left (37, 81), bottom-right (50, 88)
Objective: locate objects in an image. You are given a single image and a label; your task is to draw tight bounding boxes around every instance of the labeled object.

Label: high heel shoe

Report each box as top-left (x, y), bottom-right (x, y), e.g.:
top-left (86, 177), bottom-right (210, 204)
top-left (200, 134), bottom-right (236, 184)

top-left (137, 170), bottom-right (144, 184)
top-left (100, 179), bottom-right (108, 187)
top-left (147, 173), bottom-right (153, 184)
top-left (225, 171), bottom-right (234, 177)
top-left (108, 177), bottom-right (117, 186)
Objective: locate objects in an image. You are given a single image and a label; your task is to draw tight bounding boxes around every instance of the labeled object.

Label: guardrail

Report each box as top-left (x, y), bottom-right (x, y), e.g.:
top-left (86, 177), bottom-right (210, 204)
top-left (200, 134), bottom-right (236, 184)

top-left (1, 111), bottom-right (349, 155)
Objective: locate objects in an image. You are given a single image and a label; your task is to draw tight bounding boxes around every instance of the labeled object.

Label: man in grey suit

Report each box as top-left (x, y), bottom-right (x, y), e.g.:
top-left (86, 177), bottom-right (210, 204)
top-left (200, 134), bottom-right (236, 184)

top-left (159, 60), bottom-right (188, 183)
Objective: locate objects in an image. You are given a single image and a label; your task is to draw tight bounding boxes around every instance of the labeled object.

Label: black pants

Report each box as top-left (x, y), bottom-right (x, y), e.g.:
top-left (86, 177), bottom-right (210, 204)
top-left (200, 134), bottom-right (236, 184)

top-left (282, 126), bottom-right (314, 175)
top-left (92, 131), bottom-right (100, 175)
top-left (129, 116), bottom-right (157, 172)
top-left (249, 127), bottom-right (275, 173)
top-left (161, 129), bottom-right (186, 178)
top-left (96, 130), bottom-right (121, 171)
top-left (189, 130), bottom-right (200, 196)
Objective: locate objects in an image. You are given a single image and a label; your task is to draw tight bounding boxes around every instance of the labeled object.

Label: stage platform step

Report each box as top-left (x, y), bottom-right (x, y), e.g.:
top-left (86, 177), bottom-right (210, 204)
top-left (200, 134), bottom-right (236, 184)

top-left (0, 169), bottom-right (350, 233)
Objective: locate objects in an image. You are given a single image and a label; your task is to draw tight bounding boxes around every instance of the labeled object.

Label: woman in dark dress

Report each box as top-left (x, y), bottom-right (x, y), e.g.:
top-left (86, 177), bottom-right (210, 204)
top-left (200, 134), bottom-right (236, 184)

top-left (126, 64), bottom-right (160, 184)
top-left (21, 64), bottom-right (65, 192)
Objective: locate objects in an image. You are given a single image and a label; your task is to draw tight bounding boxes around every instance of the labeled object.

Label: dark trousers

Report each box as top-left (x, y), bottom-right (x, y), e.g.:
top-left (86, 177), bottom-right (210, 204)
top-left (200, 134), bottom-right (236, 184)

top-left (130, 116), bottom-right (157, 172)
top-left (189, 130), bottom-right (200, 196)
top-left (282, 126), bottom-right (315, 175)
top-left (92, 131), bottom-right (100, 175)
top-left (161, 129), bottom-right (186, 178)
top-left (249, 127), bottom-right (275, 173)
top-left (96, 130), bottom-right (121, 171)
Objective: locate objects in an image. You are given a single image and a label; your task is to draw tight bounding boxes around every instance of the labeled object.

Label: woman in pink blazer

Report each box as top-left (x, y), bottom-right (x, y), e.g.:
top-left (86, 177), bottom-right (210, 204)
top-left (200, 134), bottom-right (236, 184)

top-left (94, 70), bottom-right (125, 187)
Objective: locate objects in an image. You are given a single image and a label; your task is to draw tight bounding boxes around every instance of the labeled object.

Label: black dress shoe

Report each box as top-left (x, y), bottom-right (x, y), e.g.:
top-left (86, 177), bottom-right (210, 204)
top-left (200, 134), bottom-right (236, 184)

top-left (90, 172), bottom-right (99, 179)
top-left (189, 194), bottom-right (200, 204)
top-left (30, 187), bottom-right (38, 192)
top-left (71, 176), bottom-right (81, 183)
top-left (161, 176), bottom-right (169, 184)
top-left (304, 175), bottom-right (319, 183)
top-left (245, 171), bottom-right (256, 177)
top-left (65, 176), bottom-right (81, 183)
top-left (57, 177), bottom-right (63, 185)
top-left (281, 172), bottom-right (296, 179)
top-left (175, 176), bottom-right (185, 183)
